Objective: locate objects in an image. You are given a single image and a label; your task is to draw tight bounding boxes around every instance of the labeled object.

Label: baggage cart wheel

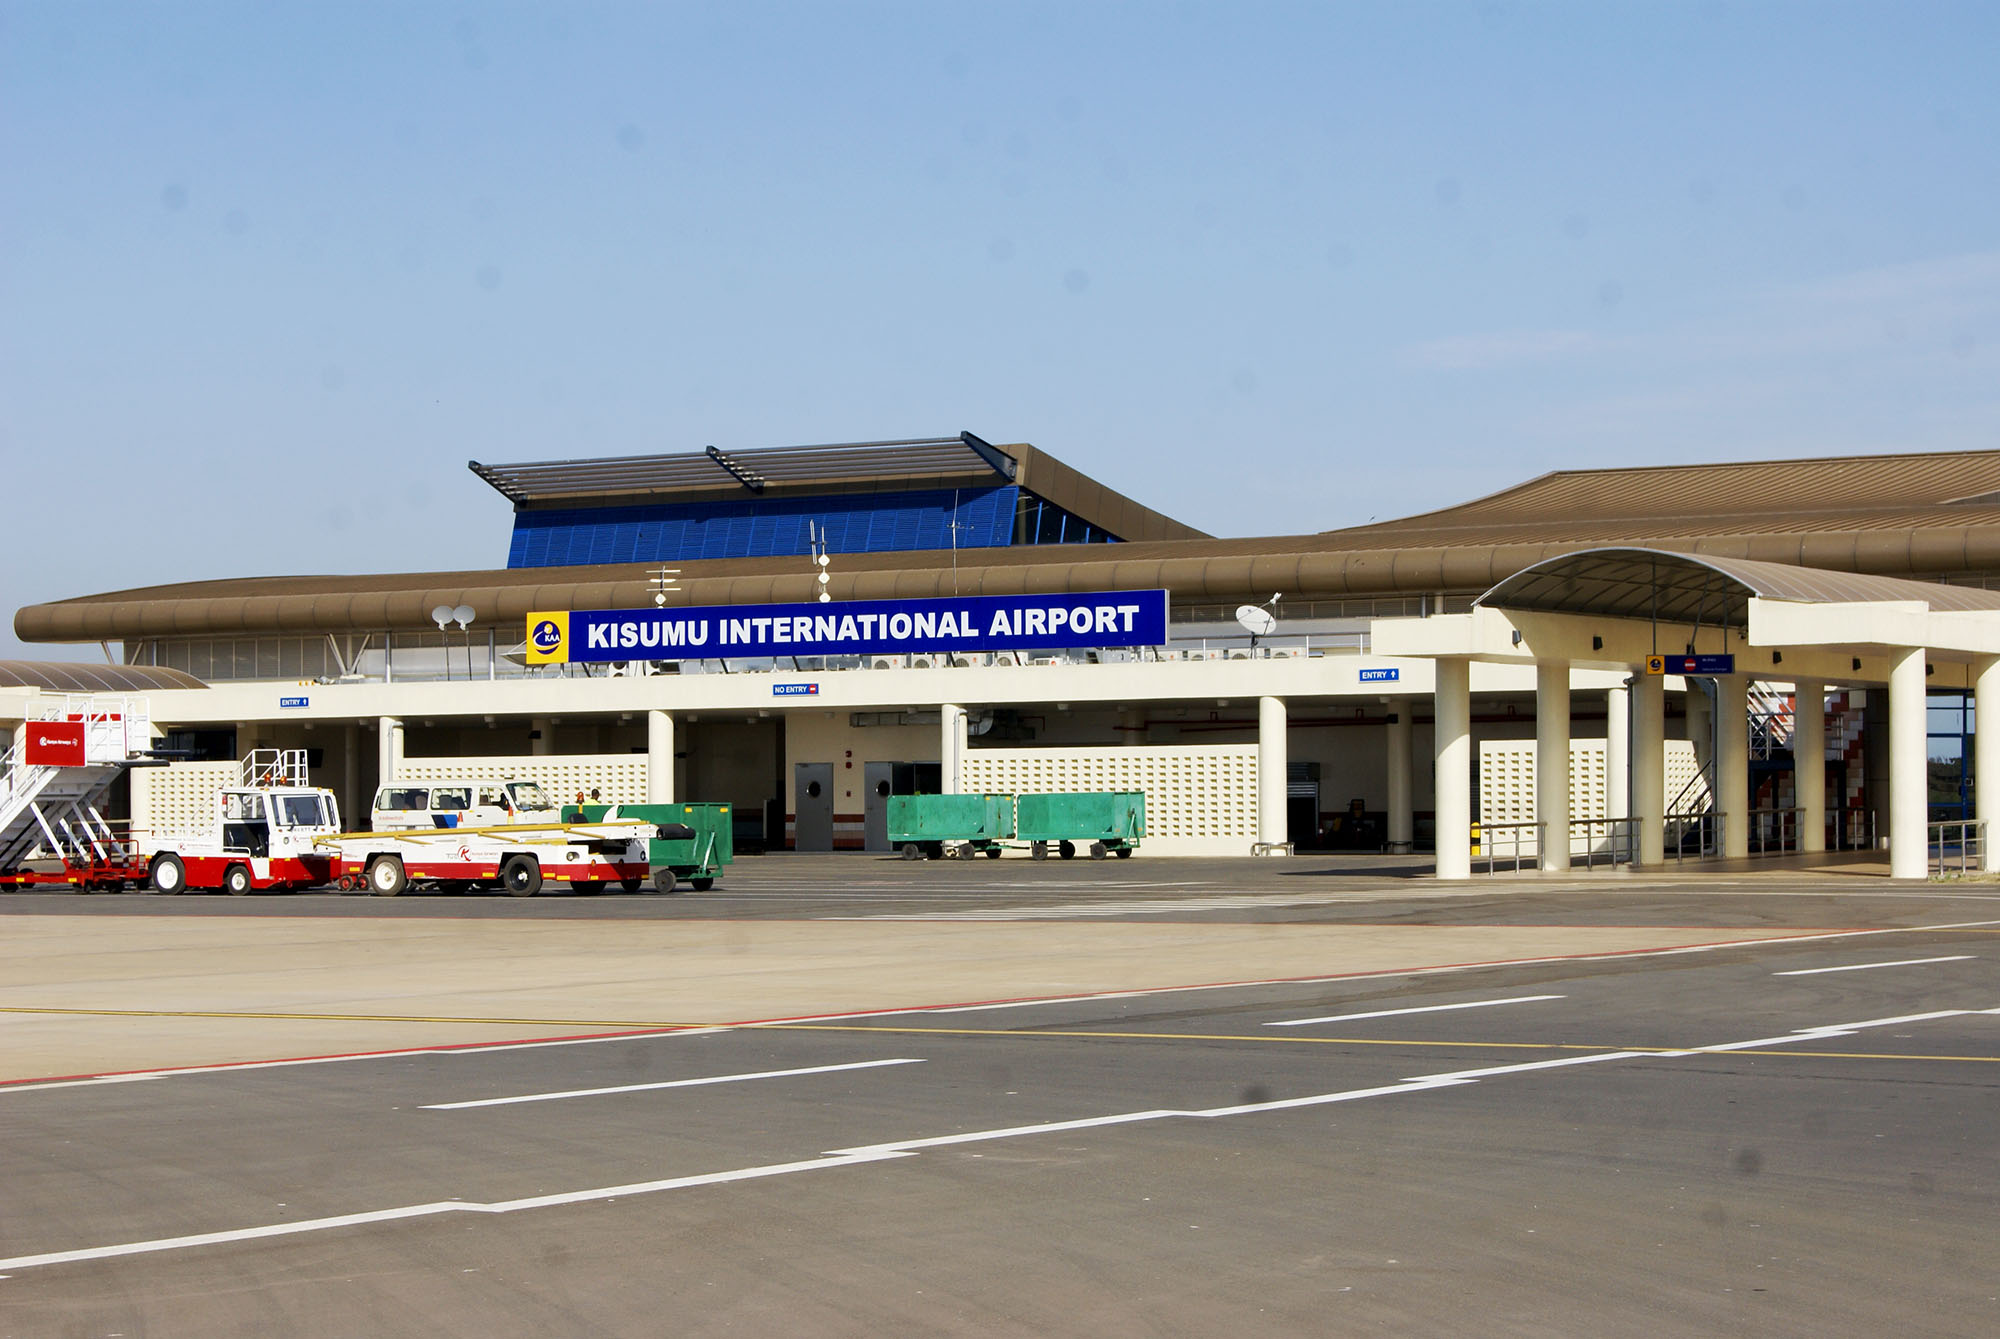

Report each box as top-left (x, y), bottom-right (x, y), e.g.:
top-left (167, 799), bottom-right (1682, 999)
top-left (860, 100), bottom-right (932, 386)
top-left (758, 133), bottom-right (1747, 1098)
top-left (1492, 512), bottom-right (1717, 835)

top-left (367, 856), bottom-right (408, 897)
top-left (223, 864), bottom-right (253, 896)
top-left (984, 845), bottom-right (1003, 858)
top-left (900, 843), bottom-right (922, 861)
top-left (1114, 846), bottom-right (1133, 859)
top-left (1058, 841), bottom-right (1077, 860)
top-left (689, 877), bottom-right (714, 892)
top-left (1089, 842), bottom-right (1107, 860)
top-left (650, 868), bottom-right (678, 894)
top-left (148, 852), bottom-right (187, 895)
top-left (1030, 841), bottom-right (1048, 861)
top-left (500, 855), bottom-right (542, 897)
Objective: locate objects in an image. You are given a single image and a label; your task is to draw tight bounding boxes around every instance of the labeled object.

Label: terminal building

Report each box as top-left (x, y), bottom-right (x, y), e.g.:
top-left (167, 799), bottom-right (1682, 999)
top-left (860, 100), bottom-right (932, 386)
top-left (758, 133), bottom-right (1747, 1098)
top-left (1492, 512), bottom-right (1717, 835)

top-left (9, 436), bottom-right (2000, 876)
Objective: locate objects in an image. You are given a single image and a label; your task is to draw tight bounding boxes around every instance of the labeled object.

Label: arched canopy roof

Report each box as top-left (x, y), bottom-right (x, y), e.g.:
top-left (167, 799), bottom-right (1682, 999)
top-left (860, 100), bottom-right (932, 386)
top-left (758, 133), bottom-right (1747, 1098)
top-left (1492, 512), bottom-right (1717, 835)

top-left (1475, 547), bottom-right (2000, 629)
top-left (0, 661), bottom-right (206, 692)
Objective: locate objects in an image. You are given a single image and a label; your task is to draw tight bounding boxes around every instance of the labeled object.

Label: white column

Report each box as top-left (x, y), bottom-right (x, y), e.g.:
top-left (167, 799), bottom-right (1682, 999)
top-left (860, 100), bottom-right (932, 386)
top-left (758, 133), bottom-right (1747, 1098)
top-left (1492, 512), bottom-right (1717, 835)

top-left (1889, 648), bottom-right (1929, 879)
top-left (1385, 697), bottom-right (1413, 853)
top-left (1977, 659), bottom-right (2000, 873)
top-left (1434, 659), bottom-right (1472, 879)
top-left (1536, 661), bottom-right (1571, 872)
top-left (377, 716), bottom-right (402, 786)
top-left (647, 710), bottom-right (675, 804)
top-left (1257, 696), bottom-right (1288, 853)
top-left (530, 717), bottom-right (553, 757)
top-left (1604, 685), bottom-right (1630, 821)
top-left (1119, 708), bottom-right (1147, 747)
top-left (1794, 679), bottom-right (1826, 855)
top-left (940, 704), bottom-right (967, 794)
top-left (1633, 673), bottom-right (1665, 865)
top-left (342, 723), bottom-right (360, 828)
top-left (1716, 676), bottom-right (1750, 859)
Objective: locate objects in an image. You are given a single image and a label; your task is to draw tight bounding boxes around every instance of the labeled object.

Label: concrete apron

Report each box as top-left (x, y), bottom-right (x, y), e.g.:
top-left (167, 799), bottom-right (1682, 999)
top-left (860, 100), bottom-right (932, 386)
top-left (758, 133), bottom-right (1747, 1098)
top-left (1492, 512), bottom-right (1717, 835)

top-left (0, 915), bottom-right (1812, 1082)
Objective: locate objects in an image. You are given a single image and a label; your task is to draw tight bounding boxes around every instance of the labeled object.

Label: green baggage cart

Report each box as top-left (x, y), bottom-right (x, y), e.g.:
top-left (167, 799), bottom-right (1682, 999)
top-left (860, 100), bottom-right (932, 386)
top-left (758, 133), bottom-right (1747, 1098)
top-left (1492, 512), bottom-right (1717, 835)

top-left (1014, 791), bottom-right (1145, 860)
top-left (886, 793), bottom-right (1015, 860)
top-left (564, 802), bottom-right (733, 892)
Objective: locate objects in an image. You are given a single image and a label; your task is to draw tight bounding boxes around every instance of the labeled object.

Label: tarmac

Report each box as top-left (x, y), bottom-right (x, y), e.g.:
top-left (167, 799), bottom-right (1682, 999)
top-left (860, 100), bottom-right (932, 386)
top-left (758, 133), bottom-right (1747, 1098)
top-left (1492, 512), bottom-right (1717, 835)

top-left (0, 848), bottom-right (1944, 1083)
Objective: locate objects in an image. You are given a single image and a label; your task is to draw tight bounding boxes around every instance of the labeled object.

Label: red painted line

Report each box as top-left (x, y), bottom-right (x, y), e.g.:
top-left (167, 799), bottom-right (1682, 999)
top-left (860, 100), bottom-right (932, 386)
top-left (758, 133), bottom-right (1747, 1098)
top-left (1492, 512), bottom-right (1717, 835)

top-left (2, 921), bottom-right (1976, 1091)
top-left (0, 1026), bottom-right (705, 1089)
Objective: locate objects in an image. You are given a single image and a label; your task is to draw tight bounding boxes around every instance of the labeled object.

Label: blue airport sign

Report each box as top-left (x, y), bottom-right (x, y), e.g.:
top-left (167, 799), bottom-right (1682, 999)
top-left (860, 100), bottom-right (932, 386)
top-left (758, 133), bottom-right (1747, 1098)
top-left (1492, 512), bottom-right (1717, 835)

top-left (773, 683), bottom-right (820, 697)
top-left (1646, 654), bottom-right (1735, 675)
top-left (278, 696), bottom-right (309, 709)
top-left (526, 590), bottom-right (1171, 665)
top-left (1358, 668), bottom-right (1401, 683)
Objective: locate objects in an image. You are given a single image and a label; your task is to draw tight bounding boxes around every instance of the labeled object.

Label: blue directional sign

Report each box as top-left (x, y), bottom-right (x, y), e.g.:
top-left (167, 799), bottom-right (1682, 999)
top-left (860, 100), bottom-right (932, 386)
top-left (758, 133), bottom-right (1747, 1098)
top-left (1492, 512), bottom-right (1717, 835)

top-left (1358, 668), bottom-right (1401, 683)
top-left (1646, 654), bottom-right (1735, 675)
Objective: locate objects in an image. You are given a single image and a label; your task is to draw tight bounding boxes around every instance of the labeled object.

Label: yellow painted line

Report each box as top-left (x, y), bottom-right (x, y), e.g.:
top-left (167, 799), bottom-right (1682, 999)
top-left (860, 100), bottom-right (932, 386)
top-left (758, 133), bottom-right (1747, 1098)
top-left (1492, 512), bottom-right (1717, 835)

top-left (751, 1022), bottom-right (2000, 1062)
top-left (5, 1009), bottom-right (1992, 1065)
top-left (0, 1006), bottom-right (699, 1029)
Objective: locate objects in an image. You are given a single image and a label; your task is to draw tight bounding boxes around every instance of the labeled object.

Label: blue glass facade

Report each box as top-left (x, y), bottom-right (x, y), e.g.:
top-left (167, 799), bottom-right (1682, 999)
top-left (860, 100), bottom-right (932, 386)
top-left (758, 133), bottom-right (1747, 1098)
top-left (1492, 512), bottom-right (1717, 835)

top-left (508, 486), bottom-right (1022, 569)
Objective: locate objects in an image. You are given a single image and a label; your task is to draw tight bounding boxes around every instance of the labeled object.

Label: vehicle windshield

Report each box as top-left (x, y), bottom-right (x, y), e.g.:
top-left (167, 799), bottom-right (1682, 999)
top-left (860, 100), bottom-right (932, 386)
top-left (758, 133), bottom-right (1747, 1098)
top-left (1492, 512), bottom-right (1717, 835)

top-left (507, 781), bottom-right (554, 812)
top-left (275, 793), bottom-right (332, 828)
top-left (375, 787), bottom-right (430, 811)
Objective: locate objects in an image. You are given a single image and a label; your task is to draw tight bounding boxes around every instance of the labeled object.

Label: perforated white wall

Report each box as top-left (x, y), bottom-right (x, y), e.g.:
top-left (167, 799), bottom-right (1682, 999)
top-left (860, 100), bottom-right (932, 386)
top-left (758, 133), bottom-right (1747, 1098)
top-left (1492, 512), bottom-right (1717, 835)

top-left (141, 762), bottom-right (238, 843)
top-left (397, 754), bottom-right (649, 806)
top-left (1478, 739), bottom-right (1703, 851)
top-left (962, 744), bottom-right (1258, 856)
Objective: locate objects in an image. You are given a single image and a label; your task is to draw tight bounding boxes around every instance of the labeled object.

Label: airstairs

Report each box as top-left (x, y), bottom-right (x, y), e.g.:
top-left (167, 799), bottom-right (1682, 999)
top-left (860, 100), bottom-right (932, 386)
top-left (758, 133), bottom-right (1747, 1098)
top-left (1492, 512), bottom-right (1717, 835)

top-left (0, 696), bottom-right (152, 882)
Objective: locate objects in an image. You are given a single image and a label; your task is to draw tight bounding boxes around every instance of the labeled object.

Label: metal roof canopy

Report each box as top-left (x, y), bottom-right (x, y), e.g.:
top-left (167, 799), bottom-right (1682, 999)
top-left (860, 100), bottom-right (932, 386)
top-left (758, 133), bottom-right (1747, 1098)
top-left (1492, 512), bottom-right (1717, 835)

top-left (469, 433), bottom-right (1017, 505)
top-left (0, 661), bottom-right (206, 693)
top-left (1475, 547), bottom-right (2000, 628)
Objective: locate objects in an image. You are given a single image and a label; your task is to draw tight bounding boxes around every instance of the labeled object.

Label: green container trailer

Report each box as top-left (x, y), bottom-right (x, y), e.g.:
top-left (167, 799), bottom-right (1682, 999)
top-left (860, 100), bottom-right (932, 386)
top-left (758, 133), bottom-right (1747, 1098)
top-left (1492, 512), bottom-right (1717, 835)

top-left (886, 793), bottom-right (1015, 860)
top-left (563, 802), bottom-right (733, 891)
top-left (1014, 791), bottom-right (1145, 860)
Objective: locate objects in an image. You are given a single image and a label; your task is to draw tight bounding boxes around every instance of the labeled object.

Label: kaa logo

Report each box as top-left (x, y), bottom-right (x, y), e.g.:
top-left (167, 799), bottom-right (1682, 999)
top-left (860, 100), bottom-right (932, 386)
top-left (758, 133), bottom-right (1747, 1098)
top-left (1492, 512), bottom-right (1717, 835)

top-left (523, 611), bottom-right (570, 663)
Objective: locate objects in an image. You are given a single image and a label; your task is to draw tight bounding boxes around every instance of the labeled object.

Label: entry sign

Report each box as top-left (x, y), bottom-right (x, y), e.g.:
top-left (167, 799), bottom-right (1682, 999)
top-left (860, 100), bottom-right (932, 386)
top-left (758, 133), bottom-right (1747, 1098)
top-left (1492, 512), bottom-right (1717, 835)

top-left (24, 722), bottom-right (87, 767)
top-left (1646, 654), bottom-right (1735, 675)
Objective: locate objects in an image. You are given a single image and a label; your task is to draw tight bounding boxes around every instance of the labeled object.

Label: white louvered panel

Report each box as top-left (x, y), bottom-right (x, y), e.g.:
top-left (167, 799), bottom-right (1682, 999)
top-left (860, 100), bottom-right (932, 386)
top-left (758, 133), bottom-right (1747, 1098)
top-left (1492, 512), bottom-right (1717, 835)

top-left (397, 754), bottom-right (649, 806)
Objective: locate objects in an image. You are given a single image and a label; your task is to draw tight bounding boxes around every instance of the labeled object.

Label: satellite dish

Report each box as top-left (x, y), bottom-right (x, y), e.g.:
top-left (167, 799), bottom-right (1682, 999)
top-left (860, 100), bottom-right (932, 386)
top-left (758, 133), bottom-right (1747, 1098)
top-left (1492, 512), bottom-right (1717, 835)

top-left (451, 604), bottom-right (476, 628)
top-left (1235, 604), bottom-right (1277, 637)
top-left (430, 604), bottom-right (453, 629)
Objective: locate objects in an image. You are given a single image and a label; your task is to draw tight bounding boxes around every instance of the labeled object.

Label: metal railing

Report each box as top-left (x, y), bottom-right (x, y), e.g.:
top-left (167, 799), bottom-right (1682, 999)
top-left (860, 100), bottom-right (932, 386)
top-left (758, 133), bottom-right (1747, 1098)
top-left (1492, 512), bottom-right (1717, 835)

top-left (1835, 809), bottom-right (1877, 853)
top-left (1746, 807), bottom-right (1804, 856)
top-left (1569, 816), bottom-right (1635, 868)
top-left (1472, 821), bottom-right (1543, 874)
top-left (1666, 809), bottom-right (1719, 861)
top-left (1928, 819), bottom-right (1985, 877)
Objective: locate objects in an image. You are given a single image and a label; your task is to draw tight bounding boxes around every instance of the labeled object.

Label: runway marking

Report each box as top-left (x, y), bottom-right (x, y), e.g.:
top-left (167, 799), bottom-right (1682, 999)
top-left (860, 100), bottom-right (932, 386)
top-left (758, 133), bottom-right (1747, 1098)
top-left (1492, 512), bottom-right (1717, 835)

top-left (0, 1006), bottom-right (705, 1028)
top-left (0, 1029), bottom-right (726, 1093)
top-left (1266, 994), bottom-right (1566, 1027)
top-left (421, 1058), bottom-right (925, 1110)
top-left (754, 1022), bottom-right (2000, 1063)
top-left (1774, 955), bottom-right (1976, 976)
top-left (3, 1007), bottom-right (1986, 1276)
top-left (4, 918), bottom-right (1993, 1093)
top-left (835, 891), bottom-right (1404, 919)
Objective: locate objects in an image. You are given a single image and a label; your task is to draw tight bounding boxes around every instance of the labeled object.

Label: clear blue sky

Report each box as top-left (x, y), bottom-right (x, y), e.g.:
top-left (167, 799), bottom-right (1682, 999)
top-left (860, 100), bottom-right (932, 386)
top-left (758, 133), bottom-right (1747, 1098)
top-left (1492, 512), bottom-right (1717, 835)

top-left (4, 1), bottom-right (1996, 658)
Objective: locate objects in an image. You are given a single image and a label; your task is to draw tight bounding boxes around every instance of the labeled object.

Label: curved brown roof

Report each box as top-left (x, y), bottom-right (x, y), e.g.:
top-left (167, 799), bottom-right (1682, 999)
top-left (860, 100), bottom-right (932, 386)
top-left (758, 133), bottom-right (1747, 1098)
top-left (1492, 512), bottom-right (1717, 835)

top-left (0, 660), bottom-right (207, 692)
top-left (20, 449), bottom-right (2000, 644)
top-left (1477, 548), bottom-right (2000, 629)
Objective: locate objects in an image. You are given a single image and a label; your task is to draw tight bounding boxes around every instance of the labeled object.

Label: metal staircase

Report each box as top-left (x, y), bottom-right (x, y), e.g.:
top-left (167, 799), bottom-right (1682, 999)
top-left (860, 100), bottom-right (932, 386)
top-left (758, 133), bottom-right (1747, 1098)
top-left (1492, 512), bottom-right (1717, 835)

top-left (0, 696), bottom-right (150, 878)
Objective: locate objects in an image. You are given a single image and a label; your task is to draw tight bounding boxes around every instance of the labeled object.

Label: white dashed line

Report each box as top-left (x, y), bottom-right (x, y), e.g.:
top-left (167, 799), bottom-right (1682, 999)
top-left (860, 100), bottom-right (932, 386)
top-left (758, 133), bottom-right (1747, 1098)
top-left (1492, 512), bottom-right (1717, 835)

top-left (1774, 955), bottom-right (1975, 976)
top-left (421, 1057), bottom-right (925, 1109)
top-left (1266, 994), bottom-right (1567, 1026)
